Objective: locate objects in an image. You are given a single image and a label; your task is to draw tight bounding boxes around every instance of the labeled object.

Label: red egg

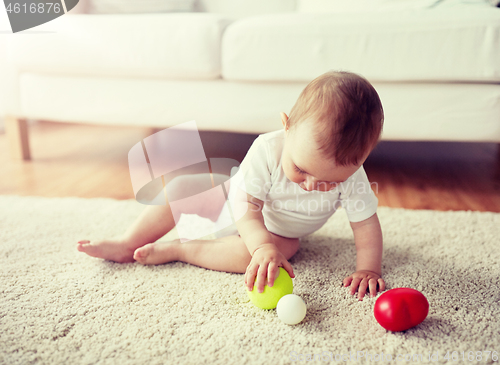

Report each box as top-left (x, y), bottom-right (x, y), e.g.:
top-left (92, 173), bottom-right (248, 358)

top-left (374, 288), bottom-right (429, 332)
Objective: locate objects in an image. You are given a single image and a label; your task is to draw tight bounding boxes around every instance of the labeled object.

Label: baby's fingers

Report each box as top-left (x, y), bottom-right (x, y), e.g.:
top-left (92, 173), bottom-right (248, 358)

top-left (245, 265), bottom-right (258, 292)
top-left (357, 279), bottom-right (368, 301)
top-left (255, 265), bottom-right (269, 293)
top-left (268, 260), bottom-right (294, 287)
top-left (343, 276), bottom-right (353, 288)
top-left (267, 262), bottom-right (279, 287)
top-left (368, 278), bottom-right (378, 298)
top-left (281, 259), bottom-right (295, 279)
top-left (349, 277), bottom-right (362, 296)
top-left (378, 278), bottom-right (386, 292)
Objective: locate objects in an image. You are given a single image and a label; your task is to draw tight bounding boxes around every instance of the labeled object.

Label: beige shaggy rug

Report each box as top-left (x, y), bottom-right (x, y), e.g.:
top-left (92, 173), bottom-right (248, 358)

top-left (1, 195), bottom-right (499, 365)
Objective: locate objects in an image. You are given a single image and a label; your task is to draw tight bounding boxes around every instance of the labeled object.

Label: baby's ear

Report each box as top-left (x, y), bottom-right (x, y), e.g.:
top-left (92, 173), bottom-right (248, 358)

top-left (280, 112), bottom-right (289, 128)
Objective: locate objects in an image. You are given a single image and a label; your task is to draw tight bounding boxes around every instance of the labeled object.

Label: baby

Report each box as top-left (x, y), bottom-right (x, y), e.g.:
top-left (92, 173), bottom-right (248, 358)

top-left (78, 70), bottom-right (386, 301)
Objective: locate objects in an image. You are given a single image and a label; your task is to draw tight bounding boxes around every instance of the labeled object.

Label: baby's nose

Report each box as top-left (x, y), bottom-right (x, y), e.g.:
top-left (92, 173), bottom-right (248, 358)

top-left (302, 177), bottom-right (316, 191)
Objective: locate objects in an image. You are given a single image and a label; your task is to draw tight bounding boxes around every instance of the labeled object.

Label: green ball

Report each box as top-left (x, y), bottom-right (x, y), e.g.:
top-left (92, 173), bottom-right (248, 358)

top-left (247, 267), bottom-right (293, 309)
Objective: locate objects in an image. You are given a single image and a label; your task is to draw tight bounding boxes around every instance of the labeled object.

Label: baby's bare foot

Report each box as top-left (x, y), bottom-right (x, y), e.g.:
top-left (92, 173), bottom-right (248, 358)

top-left (134, 241), bottom-right (180, 265)
top-left (77, 236), bottom-right (137, 263)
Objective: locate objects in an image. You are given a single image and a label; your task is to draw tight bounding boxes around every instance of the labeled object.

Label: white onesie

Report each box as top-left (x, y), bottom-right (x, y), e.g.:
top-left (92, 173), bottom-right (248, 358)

top-left (214, 129), bottom-right (378, 239)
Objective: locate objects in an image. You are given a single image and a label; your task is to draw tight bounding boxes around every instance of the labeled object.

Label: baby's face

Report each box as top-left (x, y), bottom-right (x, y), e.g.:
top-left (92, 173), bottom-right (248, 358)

top-left (282, 120), bottom-right (364, 192)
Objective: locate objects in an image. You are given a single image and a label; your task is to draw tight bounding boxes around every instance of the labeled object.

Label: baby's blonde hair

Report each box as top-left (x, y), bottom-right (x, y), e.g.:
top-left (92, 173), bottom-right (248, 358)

top-left (287, 71), bottom-right (384, 166)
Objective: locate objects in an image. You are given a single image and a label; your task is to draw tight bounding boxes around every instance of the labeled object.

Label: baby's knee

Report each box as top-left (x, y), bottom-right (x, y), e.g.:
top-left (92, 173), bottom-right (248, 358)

top-left (270, 233), bottom-right (300, 260)
top-left (285, 239), bottom-right (301, 260)
top-left (166, 174), bottom-right (212, 201)
top-left (166, 174), bottom-right (227, 220)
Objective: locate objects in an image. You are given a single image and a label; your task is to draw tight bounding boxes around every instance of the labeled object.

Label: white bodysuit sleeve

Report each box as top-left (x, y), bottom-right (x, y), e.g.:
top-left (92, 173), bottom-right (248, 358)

top-left (339, 166), bottom-right (378, 223)
top-left (232, 136), bottom-right (273, 202)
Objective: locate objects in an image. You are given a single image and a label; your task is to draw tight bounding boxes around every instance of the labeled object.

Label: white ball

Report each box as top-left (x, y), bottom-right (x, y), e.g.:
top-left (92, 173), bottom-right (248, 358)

top-left (276, 294), bottom-right (307, 325)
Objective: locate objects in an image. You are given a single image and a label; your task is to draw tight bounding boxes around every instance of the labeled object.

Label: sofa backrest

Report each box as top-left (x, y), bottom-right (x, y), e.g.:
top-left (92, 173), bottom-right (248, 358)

top-left (68, 0), bottom-right (497, 17)
top-left (297, 0), bottom-right (496, 12)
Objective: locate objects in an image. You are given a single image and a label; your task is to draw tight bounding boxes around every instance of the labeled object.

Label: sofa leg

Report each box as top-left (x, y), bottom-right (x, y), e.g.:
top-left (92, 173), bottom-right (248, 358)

top-left (5, 116), bottom-right (31, 160)
top-left (495, 143), bottom-right (500, 179)
top-left (145, 127), bottom-right (161, 137)
top-left (497, 143), bottom-right (500, 166)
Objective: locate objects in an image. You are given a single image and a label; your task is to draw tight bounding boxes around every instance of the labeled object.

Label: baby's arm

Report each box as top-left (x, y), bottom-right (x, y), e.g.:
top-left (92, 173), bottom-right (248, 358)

top-left (233, 189), bottom-right (294, 293)
top-left (343, 213), bottom-right (386, 300)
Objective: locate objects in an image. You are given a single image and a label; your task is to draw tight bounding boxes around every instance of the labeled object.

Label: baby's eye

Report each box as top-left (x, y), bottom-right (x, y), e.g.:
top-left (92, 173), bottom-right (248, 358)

top-left (294, 165), bottom-right (306, 174)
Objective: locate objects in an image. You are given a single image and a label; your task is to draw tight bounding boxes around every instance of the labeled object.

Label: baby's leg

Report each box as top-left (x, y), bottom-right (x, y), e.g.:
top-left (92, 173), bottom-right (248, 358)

top-left (77, 173), bottom-right (223, 263)
top-left (77, 203), bottom-right (177, 262)
top-left (134, 232), bottom-right (300, 274)
top-left (134, 174), bottom-right (301, 271)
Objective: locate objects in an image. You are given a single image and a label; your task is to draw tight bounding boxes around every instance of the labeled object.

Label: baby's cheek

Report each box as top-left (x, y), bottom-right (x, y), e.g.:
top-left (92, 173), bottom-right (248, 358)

top-left (286, 172), bottom-right (301, 185)
top-left (281, 166), bottom-right (293, 181)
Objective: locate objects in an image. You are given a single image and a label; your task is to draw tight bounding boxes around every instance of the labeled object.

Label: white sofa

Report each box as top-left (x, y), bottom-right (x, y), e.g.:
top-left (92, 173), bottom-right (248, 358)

top-left (1, 0), bottom-right (500, 160)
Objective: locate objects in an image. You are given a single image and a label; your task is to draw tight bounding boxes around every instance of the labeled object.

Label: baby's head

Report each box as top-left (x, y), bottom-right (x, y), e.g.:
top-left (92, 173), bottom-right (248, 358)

top-left (281, 71), bottom-right (384, 192)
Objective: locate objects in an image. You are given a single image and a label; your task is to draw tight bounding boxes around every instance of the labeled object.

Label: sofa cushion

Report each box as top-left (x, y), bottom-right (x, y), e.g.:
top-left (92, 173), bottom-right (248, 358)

top-left (7, 13), bottom-right (233, 79)
top-left (222, 7), bottom-right (500, 82)
top-left (297, 0), bottom-right (441, 13)
top-left (87, 0), bottom-right (195, 14)
top-left (194, 0), bottom-right (296, 19)
top-left (296, 0), bottom-right (494, 13)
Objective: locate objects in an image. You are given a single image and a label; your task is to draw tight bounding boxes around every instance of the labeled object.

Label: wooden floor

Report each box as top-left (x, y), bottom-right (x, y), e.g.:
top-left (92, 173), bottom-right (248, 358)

top-left (1, 120), bottom-right (500, 212)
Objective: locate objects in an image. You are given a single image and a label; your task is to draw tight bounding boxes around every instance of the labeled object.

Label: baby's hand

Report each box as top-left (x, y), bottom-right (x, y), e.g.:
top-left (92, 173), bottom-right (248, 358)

top-left (245, 243), bottom-right (294, 293)
top-left (343, 270), bottom-right (385, 301)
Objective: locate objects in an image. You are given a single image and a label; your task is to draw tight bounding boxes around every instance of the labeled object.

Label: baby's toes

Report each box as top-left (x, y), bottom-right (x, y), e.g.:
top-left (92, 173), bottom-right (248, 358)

top-left (77, 240), bottom-right (90, 251)
top-left (77, 240), bottom-right (101, 257)
top-left (133, 244), bottom-right (153, 264)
